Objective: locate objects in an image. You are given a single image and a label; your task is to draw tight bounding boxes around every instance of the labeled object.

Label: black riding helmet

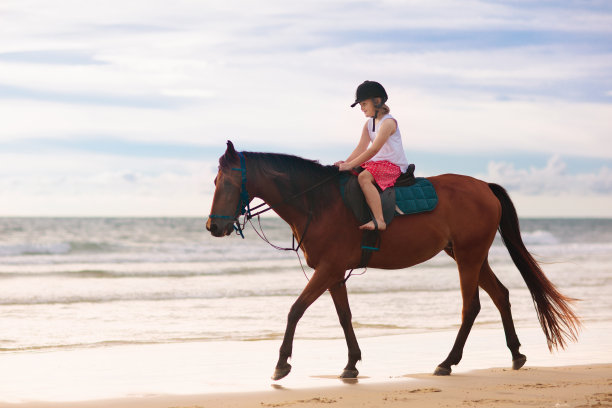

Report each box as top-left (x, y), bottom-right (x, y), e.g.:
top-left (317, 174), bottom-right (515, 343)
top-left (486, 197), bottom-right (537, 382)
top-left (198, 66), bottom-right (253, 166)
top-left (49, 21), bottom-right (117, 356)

top-left (350, 80), bottom-right (388, 131)
top-left (350, 80), bottom-right (388, 108)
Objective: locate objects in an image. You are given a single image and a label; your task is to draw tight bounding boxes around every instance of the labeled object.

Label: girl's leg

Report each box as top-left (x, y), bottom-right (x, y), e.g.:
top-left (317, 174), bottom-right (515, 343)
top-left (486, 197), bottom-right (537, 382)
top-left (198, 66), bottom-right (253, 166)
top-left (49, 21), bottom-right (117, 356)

top-left (357, 170), bottom-right (386, 230)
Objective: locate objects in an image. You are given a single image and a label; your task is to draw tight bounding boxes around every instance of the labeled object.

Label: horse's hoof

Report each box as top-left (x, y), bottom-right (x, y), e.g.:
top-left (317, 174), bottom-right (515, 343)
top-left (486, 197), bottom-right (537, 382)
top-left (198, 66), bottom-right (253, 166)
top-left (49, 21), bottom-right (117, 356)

top-left (340, 369), bottom-right (359, 378)
top-left (271, 364), bottom-right (292, 381)
top-left (512, 354), bottom-right (527, 370)
top-left (433, 365), bottom-right (452, 376)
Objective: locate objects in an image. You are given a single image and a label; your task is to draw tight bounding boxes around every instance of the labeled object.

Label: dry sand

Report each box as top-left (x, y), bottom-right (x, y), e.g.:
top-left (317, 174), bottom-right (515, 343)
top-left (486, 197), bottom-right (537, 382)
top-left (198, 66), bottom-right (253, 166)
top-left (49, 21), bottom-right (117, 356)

top-left (1, 324), bottom-right (610, 407)
top-left (6, 364), bottom-right (611, 408)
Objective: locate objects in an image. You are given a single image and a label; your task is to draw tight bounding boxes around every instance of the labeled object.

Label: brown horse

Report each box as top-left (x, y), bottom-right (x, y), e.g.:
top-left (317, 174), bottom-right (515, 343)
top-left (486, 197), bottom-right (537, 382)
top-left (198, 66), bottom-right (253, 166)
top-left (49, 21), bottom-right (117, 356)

top-left (206, 141), bottom-right (580, 380)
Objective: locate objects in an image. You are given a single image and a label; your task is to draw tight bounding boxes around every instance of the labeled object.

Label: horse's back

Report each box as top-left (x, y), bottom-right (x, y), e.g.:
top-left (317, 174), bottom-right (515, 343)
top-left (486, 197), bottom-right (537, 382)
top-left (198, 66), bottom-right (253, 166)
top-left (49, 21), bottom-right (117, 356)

top-left (368, 174), bottom-right (501, 269)
top-left (428, 173), bottom-right (502, 226)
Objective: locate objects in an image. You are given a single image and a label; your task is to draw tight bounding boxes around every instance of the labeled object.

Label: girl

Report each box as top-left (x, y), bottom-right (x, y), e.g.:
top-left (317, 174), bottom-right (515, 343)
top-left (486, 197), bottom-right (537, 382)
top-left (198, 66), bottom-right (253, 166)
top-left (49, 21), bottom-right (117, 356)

top-left (335, 81), bottom-right (409, 231)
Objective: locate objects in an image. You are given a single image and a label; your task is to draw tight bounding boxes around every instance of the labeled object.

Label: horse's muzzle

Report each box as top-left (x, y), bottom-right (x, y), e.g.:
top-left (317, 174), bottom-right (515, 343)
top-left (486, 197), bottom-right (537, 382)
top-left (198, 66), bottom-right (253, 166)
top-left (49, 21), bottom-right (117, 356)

top-left (206, 217), bottom-right (235, 237)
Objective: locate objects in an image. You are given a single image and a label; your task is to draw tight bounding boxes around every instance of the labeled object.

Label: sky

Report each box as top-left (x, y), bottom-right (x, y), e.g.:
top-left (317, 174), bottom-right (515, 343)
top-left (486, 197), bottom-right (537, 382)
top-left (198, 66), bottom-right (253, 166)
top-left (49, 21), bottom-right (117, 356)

top-left (1, 0), bottom-right (611, 217)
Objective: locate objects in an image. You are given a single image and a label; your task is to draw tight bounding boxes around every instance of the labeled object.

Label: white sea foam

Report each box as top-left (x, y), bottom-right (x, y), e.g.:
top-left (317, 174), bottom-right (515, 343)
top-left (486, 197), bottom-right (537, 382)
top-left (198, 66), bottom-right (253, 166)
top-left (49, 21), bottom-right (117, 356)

top-left (0, 242), bottom-right (71, 256)
top-left (522, 229), bottom-right (560, 245)
top-left (0, 217), bottom-right (610, 353)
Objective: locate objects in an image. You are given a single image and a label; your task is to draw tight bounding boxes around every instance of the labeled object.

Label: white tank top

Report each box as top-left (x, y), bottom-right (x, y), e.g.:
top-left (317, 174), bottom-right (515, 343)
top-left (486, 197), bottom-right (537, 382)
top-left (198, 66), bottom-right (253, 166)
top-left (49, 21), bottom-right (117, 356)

top-left (367, 114), bottom-right (409, 172)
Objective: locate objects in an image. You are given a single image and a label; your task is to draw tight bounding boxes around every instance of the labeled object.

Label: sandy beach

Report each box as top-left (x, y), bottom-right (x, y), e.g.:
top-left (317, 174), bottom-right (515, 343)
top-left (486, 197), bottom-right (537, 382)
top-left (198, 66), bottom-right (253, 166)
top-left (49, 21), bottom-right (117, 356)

top-left (6, 364), bottom-right (611, 408)
top-left (1, 324), bottom-right (610, 408)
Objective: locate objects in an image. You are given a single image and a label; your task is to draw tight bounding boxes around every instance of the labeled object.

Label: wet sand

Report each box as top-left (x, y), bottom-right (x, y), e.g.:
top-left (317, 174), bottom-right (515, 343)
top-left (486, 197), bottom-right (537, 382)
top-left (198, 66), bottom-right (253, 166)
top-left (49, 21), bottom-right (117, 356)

top-left (1, 323), bottom-right (610, 407)
top-left (7, 364), bottom-right (612, 408)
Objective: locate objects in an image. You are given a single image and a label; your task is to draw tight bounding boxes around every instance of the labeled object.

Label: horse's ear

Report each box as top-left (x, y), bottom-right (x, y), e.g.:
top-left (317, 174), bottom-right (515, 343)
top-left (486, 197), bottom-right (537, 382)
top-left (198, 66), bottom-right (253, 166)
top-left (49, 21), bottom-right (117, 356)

top-left (224, 140), bottom-right (238, 162)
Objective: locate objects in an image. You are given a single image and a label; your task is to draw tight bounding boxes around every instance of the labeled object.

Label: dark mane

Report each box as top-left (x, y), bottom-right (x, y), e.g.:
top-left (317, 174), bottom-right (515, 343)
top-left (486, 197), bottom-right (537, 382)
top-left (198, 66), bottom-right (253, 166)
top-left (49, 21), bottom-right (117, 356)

top-left (244, 152), bottom-right (341, 218)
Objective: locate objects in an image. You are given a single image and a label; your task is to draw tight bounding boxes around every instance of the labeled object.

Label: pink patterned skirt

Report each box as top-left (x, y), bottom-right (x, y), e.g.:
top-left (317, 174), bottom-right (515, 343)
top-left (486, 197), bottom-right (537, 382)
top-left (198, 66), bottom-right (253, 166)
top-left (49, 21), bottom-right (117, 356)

top-left (361, 160), bottom-right (402, 190)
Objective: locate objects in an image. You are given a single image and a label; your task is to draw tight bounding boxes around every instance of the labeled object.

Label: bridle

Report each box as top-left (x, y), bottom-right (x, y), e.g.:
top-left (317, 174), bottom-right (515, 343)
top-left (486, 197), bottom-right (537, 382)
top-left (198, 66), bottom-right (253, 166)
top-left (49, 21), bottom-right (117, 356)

top-left (208, 151), bottom-right (366, 283)
top-left (208, 151), bottom-right (339, 249)
top-left (208, 151), bottom-right (262, 238)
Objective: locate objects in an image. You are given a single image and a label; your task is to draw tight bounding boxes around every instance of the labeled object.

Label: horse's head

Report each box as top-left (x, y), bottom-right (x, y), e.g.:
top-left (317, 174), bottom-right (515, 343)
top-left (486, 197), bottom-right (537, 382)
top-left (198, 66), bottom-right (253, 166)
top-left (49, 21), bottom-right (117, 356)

top-left (206, 141), bottom-right (246, 237)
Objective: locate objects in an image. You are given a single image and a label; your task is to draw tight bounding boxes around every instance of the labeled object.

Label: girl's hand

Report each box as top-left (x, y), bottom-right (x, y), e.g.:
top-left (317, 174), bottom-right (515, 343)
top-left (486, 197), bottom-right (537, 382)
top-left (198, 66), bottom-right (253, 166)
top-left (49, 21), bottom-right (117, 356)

top-left (334, 160), bottom-right (345, 167)
top-left (338, 162), bottom-right (353, 172)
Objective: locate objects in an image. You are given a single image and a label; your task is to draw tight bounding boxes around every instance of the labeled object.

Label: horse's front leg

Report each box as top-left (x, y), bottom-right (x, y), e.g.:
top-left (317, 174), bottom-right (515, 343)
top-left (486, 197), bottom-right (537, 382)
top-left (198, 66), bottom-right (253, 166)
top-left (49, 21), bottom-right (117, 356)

top-left (329, 280), bottom-right (361, 378)
top-left (272, 268), bottom-right (337, 381)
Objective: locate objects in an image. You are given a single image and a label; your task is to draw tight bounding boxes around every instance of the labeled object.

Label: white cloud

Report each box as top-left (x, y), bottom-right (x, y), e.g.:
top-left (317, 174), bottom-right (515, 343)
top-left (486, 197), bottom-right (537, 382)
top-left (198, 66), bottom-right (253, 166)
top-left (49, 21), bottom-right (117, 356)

top-left (1, 0), bottom-right (611, 216)
top-left (482, 155), bottom-right (612, 195)
top-left (502, 192), bottom-right (612, 218)
top-left (475, 155), bottom-right (612, 217)
top-left (395, 92), bottom-right (612, 159)
top-left (0, 152), bottom-right (218, 216)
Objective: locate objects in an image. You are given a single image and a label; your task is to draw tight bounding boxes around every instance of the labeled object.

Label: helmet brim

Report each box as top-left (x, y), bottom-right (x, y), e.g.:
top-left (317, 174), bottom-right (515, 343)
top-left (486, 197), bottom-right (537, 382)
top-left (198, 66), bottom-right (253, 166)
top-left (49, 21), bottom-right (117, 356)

top-left (350, 96), bottom-right (387, 108)
top-left (350, 98), bottom-right (366, 108)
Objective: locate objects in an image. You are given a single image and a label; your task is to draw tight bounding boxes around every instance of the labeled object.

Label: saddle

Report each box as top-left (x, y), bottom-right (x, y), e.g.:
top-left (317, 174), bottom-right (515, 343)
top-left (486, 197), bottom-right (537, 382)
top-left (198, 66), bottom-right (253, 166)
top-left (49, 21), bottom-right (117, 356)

top-left (339, 165), bottom-right (438, 268)
top-left (339, 164), bottom-right (438, 227)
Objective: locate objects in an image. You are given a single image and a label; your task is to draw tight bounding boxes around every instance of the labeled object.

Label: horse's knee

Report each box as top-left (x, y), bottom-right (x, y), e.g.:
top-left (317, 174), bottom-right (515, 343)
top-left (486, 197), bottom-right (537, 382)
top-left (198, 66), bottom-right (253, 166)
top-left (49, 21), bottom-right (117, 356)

top-left (473, 297), bottom-right (481, 316)
top-left (492, 280), bottom-right (512, 314)
top-left (463, 296), bottom-right (481, 321)
top-left (500, 284), bottom-right (510, 306)
top-left (288, 302), bottom-right (306, 323)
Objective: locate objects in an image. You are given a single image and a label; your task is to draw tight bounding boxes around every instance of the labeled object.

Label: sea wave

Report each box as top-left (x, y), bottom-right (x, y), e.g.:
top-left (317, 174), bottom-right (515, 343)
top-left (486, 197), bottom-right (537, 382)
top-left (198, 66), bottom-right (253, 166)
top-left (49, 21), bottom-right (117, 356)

top-left (0, 241), bottom-right (121, 257)
top-left (0, 245), bottom-right (295, 265)
top-left (0, 290), bottom-right (301, 306)
top-left (0, 333), bottom-right (293, 353)
top-left (0, 266), bottom-right (293, 279)
top-left (0, 281), bottom-right (476, 306)
top-left (1, 217), bottom-right (609, 356)
top-left (0, 259), bottom-right (301, 277)
top-left (0, 243), bottom-right (71, 256)
top-left (521, 230), bottom-right (560, 245)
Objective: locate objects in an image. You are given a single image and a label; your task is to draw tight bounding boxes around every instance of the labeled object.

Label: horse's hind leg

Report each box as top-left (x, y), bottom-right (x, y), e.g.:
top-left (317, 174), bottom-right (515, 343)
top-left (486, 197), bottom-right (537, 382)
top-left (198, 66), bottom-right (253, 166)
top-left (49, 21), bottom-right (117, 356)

top-left (329, 280), bottom-right (361, 378)
top-left (434, 251), bottom-right (481, 376)
top-left (479, 259), bottom-right (527, 370)
top-left (272, 268), bottom-right (337, 381)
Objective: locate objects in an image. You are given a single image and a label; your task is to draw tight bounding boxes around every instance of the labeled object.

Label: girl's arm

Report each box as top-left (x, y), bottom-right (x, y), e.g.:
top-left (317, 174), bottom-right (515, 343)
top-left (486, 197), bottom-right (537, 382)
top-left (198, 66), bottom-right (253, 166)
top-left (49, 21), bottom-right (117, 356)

top-left (338, 119), bottom-right (396, 171)
top-left (345, 123), bottom-right (370, 162)
top-left (335, 123), bottom-right (370, 166)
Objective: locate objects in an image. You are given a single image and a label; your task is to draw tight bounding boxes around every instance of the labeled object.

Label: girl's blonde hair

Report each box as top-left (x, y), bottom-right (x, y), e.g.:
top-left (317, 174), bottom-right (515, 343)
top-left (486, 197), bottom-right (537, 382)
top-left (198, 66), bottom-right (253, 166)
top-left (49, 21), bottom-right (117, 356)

top-left (373, 97), bottom-right (390, 115)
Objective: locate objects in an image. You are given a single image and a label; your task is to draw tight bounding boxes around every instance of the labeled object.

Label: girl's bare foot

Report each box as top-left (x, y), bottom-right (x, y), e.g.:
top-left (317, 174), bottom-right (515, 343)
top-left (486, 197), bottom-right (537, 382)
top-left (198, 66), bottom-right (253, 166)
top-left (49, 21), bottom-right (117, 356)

top-left (359, 219), bottom-right (386, 231)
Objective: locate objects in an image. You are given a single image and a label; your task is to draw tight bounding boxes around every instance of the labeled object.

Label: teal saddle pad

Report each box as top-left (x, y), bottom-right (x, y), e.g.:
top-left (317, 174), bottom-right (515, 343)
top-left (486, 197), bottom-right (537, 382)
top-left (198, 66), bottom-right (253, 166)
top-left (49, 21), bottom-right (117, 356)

top-left (394, 177), bottom-right (438, 214)
top-left (339, 174), bottom-right (438, 226)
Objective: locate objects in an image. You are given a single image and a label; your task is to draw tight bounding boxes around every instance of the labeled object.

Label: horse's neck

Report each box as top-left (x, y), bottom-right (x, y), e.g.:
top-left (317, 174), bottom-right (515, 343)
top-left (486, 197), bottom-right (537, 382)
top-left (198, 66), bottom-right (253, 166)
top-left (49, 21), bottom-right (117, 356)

top-left (248, 171), bottom-right (313, 230)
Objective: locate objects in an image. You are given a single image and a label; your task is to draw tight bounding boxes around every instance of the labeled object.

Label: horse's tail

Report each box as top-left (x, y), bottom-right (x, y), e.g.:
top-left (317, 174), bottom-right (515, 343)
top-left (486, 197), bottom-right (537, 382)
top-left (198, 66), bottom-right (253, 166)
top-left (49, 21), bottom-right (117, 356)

top-left (488, 183), bottom-right (581, 350)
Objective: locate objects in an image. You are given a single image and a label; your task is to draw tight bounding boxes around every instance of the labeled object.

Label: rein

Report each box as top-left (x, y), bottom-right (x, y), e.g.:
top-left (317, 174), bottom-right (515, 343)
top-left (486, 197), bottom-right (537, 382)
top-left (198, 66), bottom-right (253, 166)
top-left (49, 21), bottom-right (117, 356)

top-left (209, 151), bottom-right (365, 283)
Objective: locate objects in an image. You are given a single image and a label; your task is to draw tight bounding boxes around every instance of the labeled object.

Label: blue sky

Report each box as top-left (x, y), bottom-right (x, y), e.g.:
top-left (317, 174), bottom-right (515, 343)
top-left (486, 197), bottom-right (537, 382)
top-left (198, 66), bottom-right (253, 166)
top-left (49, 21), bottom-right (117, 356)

top-left (1, 0), bottom-right (611, 216)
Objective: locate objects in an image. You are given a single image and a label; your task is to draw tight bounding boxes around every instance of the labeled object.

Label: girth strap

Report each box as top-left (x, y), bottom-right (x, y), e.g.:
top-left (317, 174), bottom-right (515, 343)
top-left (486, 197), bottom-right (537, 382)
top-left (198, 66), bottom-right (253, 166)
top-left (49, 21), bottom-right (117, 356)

top-left (358, 229), bottom-right (380, 268)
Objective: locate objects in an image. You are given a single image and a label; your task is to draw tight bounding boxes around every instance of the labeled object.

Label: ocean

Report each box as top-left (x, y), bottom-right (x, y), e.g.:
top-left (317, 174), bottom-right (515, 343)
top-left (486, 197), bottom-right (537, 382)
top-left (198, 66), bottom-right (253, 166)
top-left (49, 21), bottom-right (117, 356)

top-left (1, 217), bottom-right (611, 355)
